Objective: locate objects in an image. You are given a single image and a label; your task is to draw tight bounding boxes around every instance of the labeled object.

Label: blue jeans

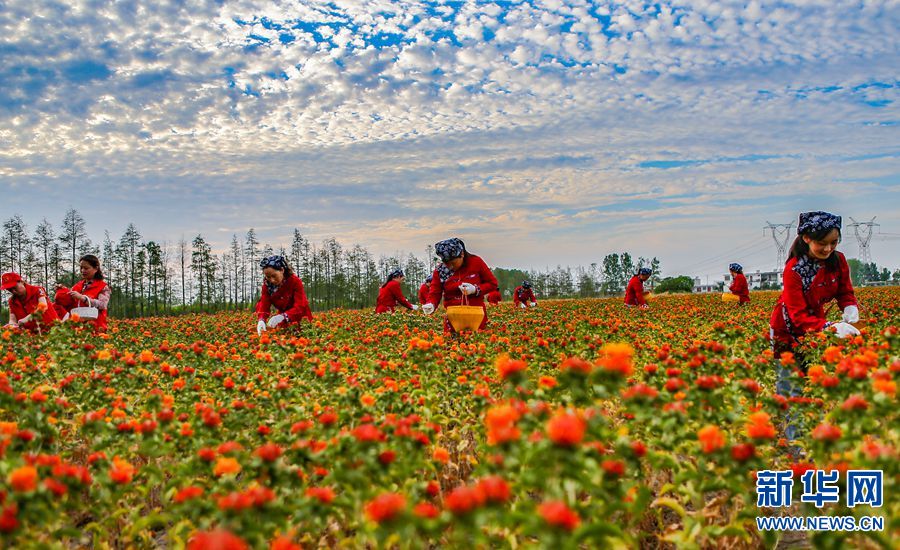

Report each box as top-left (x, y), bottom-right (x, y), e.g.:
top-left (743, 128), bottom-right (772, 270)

top-left (772, 330), bottom-right (806, 450)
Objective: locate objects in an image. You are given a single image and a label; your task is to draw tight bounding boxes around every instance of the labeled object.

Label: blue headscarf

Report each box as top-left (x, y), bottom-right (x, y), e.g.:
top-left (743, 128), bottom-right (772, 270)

top-left (425, 275), bottom-right (433, 284)
top-left (798, 211), bottom-right (841, 235)
top-left (382, 268), bottom-right (403, 288)
top-left (260, 255), bottom-right (289, 296)
top-left (729, 263), bottom-right (743, 273)
top-left (522, 280), bottom-right (532, 289)
top-left (638, 267), bottom-right (652, 276)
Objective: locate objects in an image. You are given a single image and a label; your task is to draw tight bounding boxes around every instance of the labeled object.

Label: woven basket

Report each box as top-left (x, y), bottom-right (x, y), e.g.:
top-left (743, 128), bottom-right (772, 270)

top-left (446, 303), bottom-right (484, 332)
top-left (722, 292), bottom-right (740, 303)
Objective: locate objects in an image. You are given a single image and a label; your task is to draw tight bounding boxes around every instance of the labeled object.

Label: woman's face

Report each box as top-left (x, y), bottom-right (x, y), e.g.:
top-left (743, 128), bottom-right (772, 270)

top-left (444, 255), bottom-right (464, 271)
top-left (803, 229), bottom-right (840, 260)
top-left (80, 260), bottom-right (98, 281)
top-left (396, 275), bottom-right (405, 283)
top-left (263, 267), bottom-right (285, 286)
top-left (639, 273), bottom-right (650, 281)
top-left (9, 281), bottom-right (26, 298)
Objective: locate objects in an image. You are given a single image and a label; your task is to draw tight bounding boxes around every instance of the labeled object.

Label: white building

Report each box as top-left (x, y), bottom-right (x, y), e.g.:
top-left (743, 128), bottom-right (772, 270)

top-left (692, 278), bottom-right (721, 293)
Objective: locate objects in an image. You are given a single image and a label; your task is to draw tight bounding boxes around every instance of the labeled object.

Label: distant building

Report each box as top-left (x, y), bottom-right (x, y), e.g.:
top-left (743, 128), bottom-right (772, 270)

top-left (692, 278), bottom-right (720, 293)
top-left (723, 269), bottom-right (784, 289)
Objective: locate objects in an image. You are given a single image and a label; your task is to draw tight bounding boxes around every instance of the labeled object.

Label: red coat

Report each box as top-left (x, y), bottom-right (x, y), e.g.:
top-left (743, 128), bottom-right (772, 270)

top-left (769, 252), bottom-right (856, 344)
top-left (8, 284), bottom-right (59, 332)
top-left (255, 275), bottom-right (313, 324)
top-left (418, 283), bottom-right (429, 305)
top-left (729, 273), bottom-right (750, 303)
top-left (513, 286), bottom-right (535, 306)
top-left (486, 290), bottom-right (501, 304)
top-left (624, 275), bottom-right (646, 306)
top-left (427, 254), bottom-right (498, 331)
top-left (376, 280), bottom-right (414, 313)
top-left (54, 279), bottom-right (110, 331)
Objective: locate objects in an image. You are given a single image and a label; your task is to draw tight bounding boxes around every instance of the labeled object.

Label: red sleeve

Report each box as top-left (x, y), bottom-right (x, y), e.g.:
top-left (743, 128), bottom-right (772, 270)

top-left (781, 263), bottom-right (826, 333)
top-left (283, 277), bottom-right (311, 321)
top-left (628, 277), bottom-right (646, 305)
top-left (513, 287), bottom-right (522, 305)
top-left (255, 284), bottom-right (271, 320)
top-left (475, 257), bottom-right (498, 296)
top-left (527, 289), bottom-right (536, 303)
top-left (418, 285), bottom-right (428, 304)
top-left (390, 280), bottom-right (413, 309)
top-left (427, 269), bottom-right (443, 306)
top-left (834, 253), bottom-right (857, 309)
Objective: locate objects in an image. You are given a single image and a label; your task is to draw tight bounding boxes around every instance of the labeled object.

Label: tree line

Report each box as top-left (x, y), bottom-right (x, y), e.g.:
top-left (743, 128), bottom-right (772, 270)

top-left (1, 209), bottom-right (663, 318)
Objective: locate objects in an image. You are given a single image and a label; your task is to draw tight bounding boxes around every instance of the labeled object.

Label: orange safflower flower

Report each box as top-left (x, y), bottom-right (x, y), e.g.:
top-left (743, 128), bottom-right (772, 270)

top-left (109, 457), bottom-right (135, 484)
top-left (546, 411), bottom-right (586, 447)
top-left (364, 492), bottom-right (406, 523)
top-left (495, 354), bottom-right (527, 380)
top-left (538, 500), bottom-right (580, 531)
top-left (697, 425), bottom-right (726, 453)
top-left (213, 457), bottom-right (241, 477)
top-left (485, 404), bottom-right (521, 446)
top-left (746, 412), bottom-right (776, 440)
top-left (596, 343), bottom-right (634, 376)
top-left (8, 465), bottom-right (38, 492)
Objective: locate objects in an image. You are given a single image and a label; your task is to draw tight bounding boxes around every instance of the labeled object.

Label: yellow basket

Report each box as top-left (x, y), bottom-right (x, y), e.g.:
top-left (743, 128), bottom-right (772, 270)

top-left (643, 291), bottom-right (654, 302)
top-left (446, 305), bottom-right (484, 332)
top-left (722, 292), bottom-right (740, 303)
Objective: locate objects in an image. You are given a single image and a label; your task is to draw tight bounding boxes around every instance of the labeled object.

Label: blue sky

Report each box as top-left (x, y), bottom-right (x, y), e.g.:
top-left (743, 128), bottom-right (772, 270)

top-left (1, 0), bottom-right (898, 279)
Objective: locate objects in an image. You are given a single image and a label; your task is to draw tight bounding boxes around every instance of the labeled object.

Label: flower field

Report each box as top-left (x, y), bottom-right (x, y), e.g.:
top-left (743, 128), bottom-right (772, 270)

top-left (1, 289), bottom-right (897, 548)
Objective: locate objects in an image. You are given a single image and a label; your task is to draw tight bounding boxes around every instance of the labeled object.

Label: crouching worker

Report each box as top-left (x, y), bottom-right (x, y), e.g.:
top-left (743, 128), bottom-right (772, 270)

top-left (54, 255), bottom-right (110, 331)
top-left (3, 272), bottom-right (59, 333)
top-left (255, 255), bottom-right (313, 335)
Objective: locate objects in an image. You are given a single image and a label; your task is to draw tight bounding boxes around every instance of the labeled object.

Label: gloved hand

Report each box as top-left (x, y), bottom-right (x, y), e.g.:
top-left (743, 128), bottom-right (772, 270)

top-left (18, 314), bottom-right (32, 324)
top-left (639, 304), bottom-right (649, 310)
top-left (842, 305), bottom-right (859, 323)
top-left (267, 314), bottom-right (286, 328)
top-left (256, 320), bottom-right (267, 336)
top-left (529, 301), bottom-right (537, 307)
top-left (410, 304), bottom-right (420, 311)
top-left (62, 313), bottom-right (71, 322)
top-left (422, 303), bottom-right (435, 315)
top-left (3, 322), bottom-right (18, 329)
top-left (459, 283), bottom-right (477, 296)
top-left (518, 302), bottom-right (526, 309)
top-left (830, 322), bottom-right (860, 339)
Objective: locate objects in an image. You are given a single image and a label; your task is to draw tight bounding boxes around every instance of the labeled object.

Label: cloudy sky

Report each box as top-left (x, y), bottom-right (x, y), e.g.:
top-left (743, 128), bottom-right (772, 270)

top-left (1, 0), bottom-right (898, 279)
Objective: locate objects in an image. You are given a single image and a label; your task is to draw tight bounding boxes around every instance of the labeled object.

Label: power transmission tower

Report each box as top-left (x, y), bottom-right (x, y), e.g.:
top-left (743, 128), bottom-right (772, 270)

top-left (764, 221), bottom-right (794, 270)
top-left (848, 216), bottom-right (879, 274)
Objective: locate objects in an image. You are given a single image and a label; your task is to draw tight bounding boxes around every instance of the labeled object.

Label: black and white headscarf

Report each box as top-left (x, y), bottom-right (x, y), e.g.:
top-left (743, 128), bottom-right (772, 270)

top-left (798, 211), bottom-right (841, 235)
top-left (387, 268), bottom-right (403, 281)
top-left (729, 263), bottom-right (743, 274)
top-left (522, 280), bottom-right (532, 289)
top-left (435, 238), bottom-right (466, 282)
top-left (260, 255), bottom-right (288, 295)
top-left (793, 255), bottom-right (820, 292)
top-left (638, 267), bottom-right (652, 276)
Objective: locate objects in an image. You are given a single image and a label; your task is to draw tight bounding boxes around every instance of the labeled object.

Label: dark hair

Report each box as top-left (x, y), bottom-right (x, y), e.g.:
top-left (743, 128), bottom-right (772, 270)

top-left (80, 255), bottom-right (104, 280)
top-left (381, 272), bottom-right (404, 289)
top-left (788, 227), bottom-right (841, 271)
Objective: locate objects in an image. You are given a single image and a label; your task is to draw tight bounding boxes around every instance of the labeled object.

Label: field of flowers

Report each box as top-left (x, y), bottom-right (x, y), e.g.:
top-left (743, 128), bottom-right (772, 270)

top-left (0, 289), bottom-right (897, 548)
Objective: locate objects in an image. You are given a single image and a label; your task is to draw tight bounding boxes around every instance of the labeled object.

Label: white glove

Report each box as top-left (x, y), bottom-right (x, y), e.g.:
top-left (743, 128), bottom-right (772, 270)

top-left (267, 314), bottom-right (285, 328)
top-left (529, 302), bottom-right (537, 307)
top-left (830, 322), bottom-right (861, 339)
top-left (422, 303), bottom-right (435, 315)
top-left (518, 302), bottom-right (526, 309)
top-left (842, 305), bottom-right (859, 323)
top-left (62, 313), bottom-right (70, 322)
top-left (3, 322), bottom-right (18, 329)
top-left (459, 283), bottom-right (477, 296)
top-left (410, 304), bottom-right (419, 311)
top-left (18, 315), bottom-right (32, 324)
top-left (256, 320), bottom-right (267, 336)
top-left (639, 304), bottom-right (649, 310)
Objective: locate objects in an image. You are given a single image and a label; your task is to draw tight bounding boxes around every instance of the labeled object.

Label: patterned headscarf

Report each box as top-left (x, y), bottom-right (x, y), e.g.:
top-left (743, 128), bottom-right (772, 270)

top-left (638, 267), bottom-right (652, 276)
top-left (260, 255), bottom-right (289, 296)
top-left (793, 255), bottom-right (820, 293)
top-left (522, 280), bottom-right (532, 289)
top-left (435, 238), bottom-right (465, 261)
top-left (798, 211), bottom-right (841, 235)
top-left (387, 268), bottom-right (403, 280)
top-left (729, 263), bottom-right (743, 273)
top-left (435, 238), bottom-right (466, 282)
top-left (425, 275), bottom-right (433, 284)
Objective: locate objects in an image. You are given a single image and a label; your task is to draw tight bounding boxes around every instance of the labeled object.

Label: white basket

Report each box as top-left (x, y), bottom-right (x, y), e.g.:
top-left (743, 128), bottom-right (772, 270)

top-left (70, 307), bottom-right (99, 320)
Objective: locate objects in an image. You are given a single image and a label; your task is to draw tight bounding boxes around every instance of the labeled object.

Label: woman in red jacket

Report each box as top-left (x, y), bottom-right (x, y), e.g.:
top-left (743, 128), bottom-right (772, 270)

top-left (2, 272), bottom-right (60, 333)
top-left (486, 289), bottom-right (501, 305)
top-left (375, 268), bottom-right (418, 313)
top-left (422, 238), bottom-right (498, 332)
top-left (624, 268), bottom-right (651, 308)
top-left (54, 255), bottom-right (111, 331)
top-left (770, 211), bottom-right (859, 446)
top-left (513, 280), bottom-right (536, 309)
top-left (727, 263), bottom-right (750, 304)
top-left (418, 275), bottom-right (432, 305)
top-left (255, 255), bottom-right (313, 335)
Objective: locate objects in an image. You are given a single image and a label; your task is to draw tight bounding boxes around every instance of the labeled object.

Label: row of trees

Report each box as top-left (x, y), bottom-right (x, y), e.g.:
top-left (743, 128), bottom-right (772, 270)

top-left (1, 210), bottom-right (663, 318)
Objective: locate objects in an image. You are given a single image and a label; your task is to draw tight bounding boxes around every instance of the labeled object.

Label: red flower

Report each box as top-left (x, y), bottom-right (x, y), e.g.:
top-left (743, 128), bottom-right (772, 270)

top-left (546, 411), bottom-right (586, 447)
top-left (352, 424), bottom-right (384, 443)
top-left (413, 502), bottom-right (440, 518)
top-left (270, 536), bottom-right (301, 550)
top-left (8, 466), bottom-right (38, 492)
top-left (485, 404), bottom-right (521, 445)
top-left (109, 457), bottom-right (135, 484)
top-left (496, 354), bottom-right (527, 380)
top-left (255, 443), bottom-right (283, 462)
top-left (306, 486), bottom-right (336, 504)
top-left (697, 425), bottom-right (726, 454)
top-left (174, 486), bottom-right (204, 504)
top-left (444, 485), bottom-right (486, 515)
top-left (365, 492), bottom-right (406, 523)
top-left (476, 476), bottom-right (511, 504)
top-left (730, 443), bottom-right (756, 462)
top-left (187, 529), bottom-right (248, 550)
top-left (841, 395), bottom-right (869, 411)
top-left (811, 423), bottom-right (842, 442)
top-left (538, 500), bottom-right (580, 531)
top-left (0, 504), bottom-right (18, 534)
top-left (559, 356), bottom-right (592, 375)
top-left (746, 412), bottom-right (776, 440)
top-left (630, 441), bottom-right (647, 458)
top-left (601, 459), bottom-right (626, 478)
top-left (596, 343), bottom-right (634, 377)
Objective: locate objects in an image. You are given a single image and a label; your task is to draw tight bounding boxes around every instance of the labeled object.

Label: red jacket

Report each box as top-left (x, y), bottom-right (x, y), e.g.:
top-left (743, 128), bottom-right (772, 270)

top-left (255, 275), bottom-right (313, 324)
top-left (486, 290), bottom-right (501, 304)
top-left (54, 279), bottom-right (110, 331)
top-left (418, 283), bottom-right (429, 305)
top-left (376, 280), bottom-right (414, 313)
top-left (624, 275), bottom-right (646, 306)
top-left (729, 273), bottom-right (750, 303)
top-left (770, 252), bottom-right (856, 344)
top-left (513, 286), bottom-right (535, 306)
top-left (8, 284), bottom-right (59, 332)
top-left (427, 254), bottom-right (498, 331)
